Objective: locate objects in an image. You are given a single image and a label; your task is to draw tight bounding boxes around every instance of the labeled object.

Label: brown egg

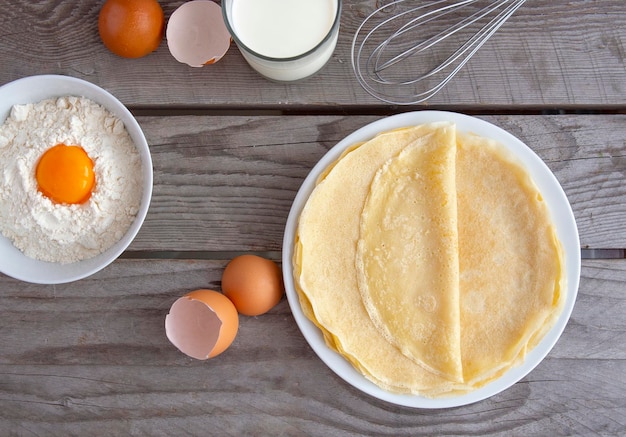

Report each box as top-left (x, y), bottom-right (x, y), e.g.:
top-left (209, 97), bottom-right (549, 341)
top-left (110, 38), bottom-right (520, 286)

top-left (165, 289), bottom-right (239, 359)
top-left (222, 255), bottom-right (284, 316)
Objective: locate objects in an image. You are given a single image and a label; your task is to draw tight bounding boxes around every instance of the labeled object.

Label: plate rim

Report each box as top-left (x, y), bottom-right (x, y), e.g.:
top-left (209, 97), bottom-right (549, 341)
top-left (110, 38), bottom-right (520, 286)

top-left (282, 110), bottom-right (581, 408)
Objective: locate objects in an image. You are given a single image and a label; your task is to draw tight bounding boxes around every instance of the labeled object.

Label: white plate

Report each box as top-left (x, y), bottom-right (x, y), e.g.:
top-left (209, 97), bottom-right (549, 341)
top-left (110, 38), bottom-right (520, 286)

top-left (282, 111), bottom-right (580, 408)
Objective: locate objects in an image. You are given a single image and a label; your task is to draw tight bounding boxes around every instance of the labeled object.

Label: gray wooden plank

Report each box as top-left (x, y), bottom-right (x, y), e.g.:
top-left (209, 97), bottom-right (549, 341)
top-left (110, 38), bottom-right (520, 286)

top-left (0, 259), bottom-right (623, 436)
top-left (126, 114), bottom-right (626, 252)
top-left (0, 1), bottom-right (624, 108)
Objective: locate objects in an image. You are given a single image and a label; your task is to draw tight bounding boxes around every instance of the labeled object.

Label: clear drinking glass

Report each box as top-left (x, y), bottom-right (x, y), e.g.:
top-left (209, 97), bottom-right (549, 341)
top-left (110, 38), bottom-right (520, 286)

top-left (222, 0), bottom-right (342, 82)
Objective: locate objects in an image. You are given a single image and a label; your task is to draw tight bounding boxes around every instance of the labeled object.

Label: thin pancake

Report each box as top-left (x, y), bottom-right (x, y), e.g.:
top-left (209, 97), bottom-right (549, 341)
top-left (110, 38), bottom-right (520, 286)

top-left (294, 123), bottom-right (565, 396)
top-left (355, 124), bottom-right (463, 382)
top-left (456, 132), bottom-right (564, 385)
top-left (295, 122), bottom-right (465, 394)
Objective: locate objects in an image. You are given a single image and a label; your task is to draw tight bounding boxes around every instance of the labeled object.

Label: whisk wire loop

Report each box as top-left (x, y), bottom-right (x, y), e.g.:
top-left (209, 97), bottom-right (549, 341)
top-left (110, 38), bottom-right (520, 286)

top-left (352, 0), bottom-right (527, 104)
top-left (371, 0), bottom-right (481, 73)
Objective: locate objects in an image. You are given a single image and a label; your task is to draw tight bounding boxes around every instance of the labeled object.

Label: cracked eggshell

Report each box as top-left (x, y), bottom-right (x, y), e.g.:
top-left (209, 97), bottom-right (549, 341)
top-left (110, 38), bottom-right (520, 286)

top-left (165, 289), bottom-right (239, 359)
top-left (166, 0), bottom-right (231, 67)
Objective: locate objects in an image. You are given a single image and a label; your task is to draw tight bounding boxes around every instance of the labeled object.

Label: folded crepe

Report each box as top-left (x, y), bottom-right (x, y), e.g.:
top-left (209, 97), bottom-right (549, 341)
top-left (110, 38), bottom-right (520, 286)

top-left (293, 122), bottom-right (565, 396)
top-left (456, 132), bottom-right (564, 385)
top-left (356, 125), bottom-right (463, 382)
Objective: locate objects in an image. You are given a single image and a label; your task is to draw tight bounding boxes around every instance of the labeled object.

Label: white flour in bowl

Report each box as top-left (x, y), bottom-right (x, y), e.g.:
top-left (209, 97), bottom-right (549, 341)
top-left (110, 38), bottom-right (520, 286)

top-left (0, 96), bottom-right (143, 264)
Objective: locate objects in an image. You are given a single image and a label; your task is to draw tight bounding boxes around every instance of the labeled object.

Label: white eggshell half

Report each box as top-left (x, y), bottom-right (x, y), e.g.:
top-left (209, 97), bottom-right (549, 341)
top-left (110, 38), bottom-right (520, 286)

top-left (166, 0), bottom-right (231, 67)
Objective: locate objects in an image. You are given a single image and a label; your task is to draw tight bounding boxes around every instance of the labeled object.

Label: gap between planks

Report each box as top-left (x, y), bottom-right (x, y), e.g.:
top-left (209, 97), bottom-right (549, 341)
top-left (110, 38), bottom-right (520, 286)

top-left (120, 250), bottom-right (282, 262)
top-left (127, 105), bottom-right (626, 118)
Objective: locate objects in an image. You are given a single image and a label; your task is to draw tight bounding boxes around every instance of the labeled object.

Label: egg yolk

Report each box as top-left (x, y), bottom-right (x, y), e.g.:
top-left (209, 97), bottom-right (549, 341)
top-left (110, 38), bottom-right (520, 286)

top-left (36, 144), bottom-right (95, 205)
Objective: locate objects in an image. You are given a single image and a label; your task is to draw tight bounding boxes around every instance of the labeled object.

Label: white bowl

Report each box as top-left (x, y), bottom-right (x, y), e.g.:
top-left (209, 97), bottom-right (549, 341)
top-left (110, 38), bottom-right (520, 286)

top-left (0, 75), bottom-right (153, 284)
top-left (282, 111), bottom-right (580, 408)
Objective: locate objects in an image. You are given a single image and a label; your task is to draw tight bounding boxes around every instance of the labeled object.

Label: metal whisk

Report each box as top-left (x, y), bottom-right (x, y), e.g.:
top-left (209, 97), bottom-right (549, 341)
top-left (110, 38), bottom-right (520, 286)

top-left (351, 0), bottom-right (527, 105)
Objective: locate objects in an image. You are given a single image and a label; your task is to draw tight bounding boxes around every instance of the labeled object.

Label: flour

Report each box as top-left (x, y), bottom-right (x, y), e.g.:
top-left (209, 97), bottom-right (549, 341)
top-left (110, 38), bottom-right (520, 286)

top-left (0, 96), bottom-right (143, 263)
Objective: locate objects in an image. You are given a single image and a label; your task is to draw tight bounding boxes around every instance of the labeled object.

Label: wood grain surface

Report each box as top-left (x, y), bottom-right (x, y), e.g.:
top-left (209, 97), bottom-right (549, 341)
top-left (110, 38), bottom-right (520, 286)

top-left (1, 258), bottom-right (624, 436)
top-left (1, 0), bottom-right (625, 435)
top-left (130, 114), bottom-right (626, 252)
top-left (0, 0), bottom-right (624, 108)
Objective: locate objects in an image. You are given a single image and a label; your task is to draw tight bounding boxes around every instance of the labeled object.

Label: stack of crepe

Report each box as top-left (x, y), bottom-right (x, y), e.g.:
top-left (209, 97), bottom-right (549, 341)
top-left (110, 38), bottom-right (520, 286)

top-left (293, 122), bottom-right (565, 397)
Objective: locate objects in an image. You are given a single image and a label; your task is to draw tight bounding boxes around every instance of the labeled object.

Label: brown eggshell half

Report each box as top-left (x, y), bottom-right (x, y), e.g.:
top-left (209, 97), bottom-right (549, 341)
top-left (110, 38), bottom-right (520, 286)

top-left (166, 0), bottom-right (231, 67)
top-left (165, 289), bottom-right (239, 359)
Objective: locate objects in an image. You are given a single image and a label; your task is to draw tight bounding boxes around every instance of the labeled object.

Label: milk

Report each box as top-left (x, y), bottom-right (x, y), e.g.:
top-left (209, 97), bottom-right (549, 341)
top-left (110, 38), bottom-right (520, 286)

top-left (224, 0), bottom-right (341, 81)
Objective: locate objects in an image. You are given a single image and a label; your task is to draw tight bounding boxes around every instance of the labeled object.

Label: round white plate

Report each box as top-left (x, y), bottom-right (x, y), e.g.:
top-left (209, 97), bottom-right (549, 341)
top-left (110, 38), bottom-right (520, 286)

top-left (282, 111), bottom-right (580, 408)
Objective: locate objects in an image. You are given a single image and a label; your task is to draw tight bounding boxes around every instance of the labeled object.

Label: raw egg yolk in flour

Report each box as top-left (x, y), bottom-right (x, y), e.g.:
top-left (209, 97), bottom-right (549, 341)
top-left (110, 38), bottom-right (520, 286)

top-left (36, 144), bottom-right (95, 204)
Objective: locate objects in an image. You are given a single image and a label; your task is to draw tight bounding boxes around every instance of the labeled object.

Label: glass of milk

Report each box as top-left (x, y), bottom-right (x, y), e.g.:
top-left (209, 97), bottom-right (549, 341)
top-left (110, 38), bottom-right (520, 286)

top-left (222, 0), bottom-right (342, 82)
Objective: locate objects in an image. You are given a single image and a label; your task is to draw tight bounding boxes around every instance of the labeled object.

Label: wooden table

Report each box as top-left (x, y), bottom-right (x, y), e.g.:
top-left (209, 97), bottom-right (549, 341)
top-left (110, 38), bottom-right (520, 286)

top-left (1, 1), bottom-right (625, 435)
